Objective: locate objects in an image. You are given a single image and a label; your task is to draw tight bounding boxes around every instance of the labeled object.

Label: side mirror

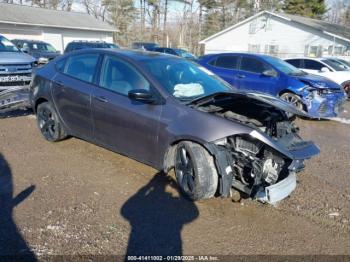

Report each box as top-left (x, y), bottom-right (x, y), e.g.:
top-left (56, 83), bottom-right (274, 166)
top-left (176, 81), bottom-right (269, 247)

top-left (262, 69), bottom-right (277, 77)
top-left (128, 89), bottom-right (155, 103)
top-left (320, 67), bottom-right (330, 73)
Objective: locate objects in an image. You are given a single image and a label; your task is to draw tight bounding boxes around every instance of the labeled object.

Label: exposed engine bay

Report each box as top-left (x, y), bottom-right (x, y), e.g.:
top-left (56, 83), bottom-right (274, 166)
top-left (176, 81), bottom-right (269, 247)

top-left (192, 93), bottom-right (316, 204)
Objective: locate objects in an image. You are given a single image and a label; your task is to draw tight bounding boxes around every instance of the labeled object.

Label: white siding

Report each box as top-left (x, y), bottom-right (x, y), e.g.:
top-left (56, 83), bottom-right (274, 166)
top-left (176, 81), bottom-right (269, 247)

top-left (0, 23), bottom-right (114, 53)
top-left (0, 24), bottom-right (43, 41)
top-left (203, 14), bottom-right (349, 58)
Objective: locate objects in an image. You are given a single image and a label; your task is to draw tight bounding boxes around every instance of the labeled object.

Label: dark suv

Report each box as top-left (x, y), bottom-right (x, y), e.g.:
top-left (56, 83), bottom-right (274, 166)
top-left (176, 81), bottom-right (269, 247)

top-left (151, 47), bottom-right (197, 60)
top-left (131, 42), bottom-right (159, 51)
top-left (12, 39), bottom-right (60, 65)
top-left (64, 41), bottom-right (119, 54)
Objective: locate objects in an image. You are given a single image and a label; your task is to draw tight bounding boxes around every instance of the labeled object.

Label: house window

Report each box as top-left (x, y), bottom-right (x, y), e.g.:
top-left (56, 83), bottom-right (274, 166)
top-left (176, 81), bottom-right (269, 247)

top-left (248, 44), bottom-right (260, 53)
top-left (249, 19), bottom-right (257, 34)
top-left (328, 45), bottom-right (344, 55)
top-left (307, 45), bottom-right (322, 57)
top-left (265, 44), bottom-right (279, 55)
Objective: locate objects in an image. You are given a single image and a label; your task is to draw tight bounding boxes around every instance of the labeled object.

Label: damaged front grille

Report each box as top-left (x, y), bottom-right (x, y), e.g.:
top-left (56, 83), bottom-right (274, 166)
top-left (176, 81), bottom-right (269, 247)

top-left (318, 102), bottom-right (328, 114)
top-left (0, 64), bottom-right (32, 112)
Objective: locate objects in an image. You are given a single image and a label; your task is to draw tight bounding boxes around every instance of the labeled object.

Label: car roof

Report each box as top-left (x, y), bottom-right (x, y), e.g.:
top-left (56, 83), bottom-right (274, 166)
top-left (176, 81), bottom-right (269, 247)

top-left (199, 52), bottom-right (279, 60)
top-left (285, 57), bottom-right (326, 61)
top-left (12, 39), bottom-right (47, 43)
top-left (61, 48), bottom-right (179, 61)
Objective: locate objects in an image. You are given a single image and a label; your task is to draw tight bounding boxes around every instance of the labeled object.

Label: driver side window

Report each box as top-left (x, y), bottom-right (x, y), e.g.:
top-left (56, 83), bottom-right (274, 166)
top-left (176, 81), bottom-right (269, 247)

top-left (99, 55), bottom-right (150, 96)
top-left (240, 57), bottom-right (271, 74)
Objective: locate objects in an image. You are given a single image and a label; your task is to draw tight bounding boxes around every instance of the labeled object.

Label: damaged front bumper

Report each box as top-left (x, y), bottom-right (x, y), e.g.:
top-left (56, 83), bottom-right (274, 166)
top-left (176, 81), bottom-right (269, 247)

top-left (256, 172), bottom-right (296, 204)
top-left (303, 89), bottom-right (347, 118)
top-left (0, 85), bottom-right (31, 113)
top-left (208, 131), bottom-right (319, 205)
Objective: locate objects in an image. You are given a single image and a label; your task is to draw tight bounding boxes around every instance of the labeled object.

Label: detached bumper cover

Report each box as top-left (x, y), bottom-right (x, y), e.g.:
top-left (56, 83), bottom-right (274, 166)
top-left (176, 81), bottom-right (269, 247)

top-left (0, 86), bottom-right (30, 112)
top-left (257, 172), bottom-right (297, 204)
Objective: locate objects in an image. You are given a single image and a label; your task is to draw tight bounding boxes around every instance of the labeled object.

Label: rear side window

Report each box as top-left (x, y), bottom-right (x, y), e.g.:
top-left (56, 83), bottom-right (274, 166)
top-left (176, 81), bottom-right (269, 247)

top-left (240, 57), bottom-right (270, 73)
top-left (285, 59), bottom-right (301, 68)
top-left (99, 55), bottom-right (150, 96)
top-left (63, 53), bottom-right (99, 83)
top-left (304, 59), bottom-right (323, 70)
top-left (215, 56), bottom-right (238, 69)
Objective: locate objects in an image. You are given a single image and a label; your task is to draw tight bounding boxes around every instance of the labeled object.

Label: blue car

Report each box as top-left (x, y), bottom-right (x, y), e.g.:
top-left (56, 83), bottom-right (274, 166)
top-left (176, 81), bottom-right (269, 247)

top-left (198, 53), bottom-right (347, 118)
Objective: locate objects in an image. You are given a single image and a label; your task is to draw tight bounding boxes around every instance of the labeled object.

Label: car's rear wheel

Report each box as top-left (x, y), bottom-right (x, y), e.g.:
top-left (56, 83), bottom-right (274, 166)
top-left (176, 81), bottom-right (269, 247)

top-left (280, 92), bottom-right (304, 111)
top-left (36, 102), bottom-right (67, 142)
top-left (174, 141), bottom-right (218, 200)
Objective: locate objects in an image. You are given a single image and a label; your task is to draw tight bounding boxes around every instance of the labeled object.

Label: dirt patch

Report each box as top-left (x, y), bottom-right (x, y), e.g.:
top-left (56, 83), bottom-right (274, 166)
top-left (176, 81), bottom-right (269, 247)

top-left (0, 107), bottom-right (350, 256)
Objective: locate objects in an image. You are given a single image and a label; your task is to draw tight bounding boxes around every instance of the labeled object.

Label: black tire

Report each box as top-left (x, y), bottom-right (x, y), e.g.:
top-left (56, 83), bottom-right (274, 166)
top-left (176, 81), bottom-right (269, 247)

top-left (174, 141), bottom-right (218, 200)
top-left (36, 102), bottom-right (67, 142)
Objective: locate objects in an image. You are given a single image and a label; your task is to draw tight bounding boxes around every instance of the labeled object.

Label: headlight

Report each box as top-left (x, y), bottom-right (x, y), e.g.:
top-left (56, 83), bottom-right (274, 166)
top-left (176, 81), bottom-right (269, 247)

top-left (317, 88), bottom-right (333, 95)
top-left (31, 61), bottom-right (38, 68)
top-left (38, 57), bottom-right (49, 64)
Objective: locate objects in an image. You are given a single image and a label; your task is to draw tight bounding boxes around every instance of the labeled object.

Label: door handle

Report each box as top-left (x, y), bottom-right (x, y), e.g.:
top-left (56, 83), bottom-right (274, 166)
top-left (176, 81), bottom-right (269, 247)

top-left (95, 96), bottom-right (108, 103)
top-left (236, 74), bottom-right (246, 79)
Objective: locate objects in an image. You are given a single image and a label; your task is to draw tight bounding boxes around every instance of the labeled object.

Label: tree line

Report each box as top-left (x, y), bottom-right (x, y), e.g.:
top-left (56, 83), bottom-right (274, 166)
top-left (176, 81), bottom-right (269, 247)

top-left (1, 0), bottom-right (350, 54)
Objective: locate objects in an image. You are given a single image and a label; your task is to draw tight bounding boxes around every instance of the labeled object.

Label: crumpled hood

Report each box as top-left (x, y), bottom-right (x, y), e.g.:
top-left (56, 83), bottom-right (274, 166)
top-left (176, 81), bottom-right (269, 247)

top-left (243, 92), bottom-right (310, 118)
top-left (294, 73), bottom-right (341, 89)
top-left (0, 52), bottom-right (36, 64)
top-left (191, 91), bottom-right (311, 118)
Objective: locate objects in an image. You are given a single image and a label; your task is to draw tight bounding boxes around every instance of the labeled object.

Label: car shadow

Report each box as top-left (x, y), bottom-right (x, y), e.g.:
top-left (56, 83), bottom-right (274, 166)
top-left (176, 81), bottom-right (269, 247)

top-left (0, 153), bottom-right (36, 260)
top-left (121, 172), bottom-right (199, 256)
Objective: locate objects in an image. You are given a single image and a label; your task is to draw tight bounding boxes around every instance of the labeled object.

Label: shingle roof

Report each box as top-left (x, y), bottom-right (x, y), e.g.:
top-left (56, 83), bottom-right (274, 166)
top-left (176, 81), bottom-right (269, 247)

top-left (280, 12), bottom-right (350, 40)
top-left (0, 3), bottom-right (116, 32)
top-left (200, 11), bottom-right (350, 43)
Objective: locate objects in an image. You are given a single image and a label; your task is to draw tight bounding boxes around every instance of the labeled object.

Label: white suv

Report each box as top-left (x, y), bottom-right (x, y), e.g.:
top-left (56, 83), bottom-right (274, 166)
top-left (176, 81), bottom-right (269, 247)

top-left (285, 57), bottom-right (350, 96)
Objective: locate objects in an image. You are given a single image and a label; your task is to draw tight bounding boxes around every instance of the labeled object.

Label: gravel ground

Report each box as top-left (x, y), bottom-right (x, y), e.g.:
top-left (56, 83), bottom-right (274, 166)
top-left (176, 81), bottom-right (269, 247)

top-left (0, 104), bottom-right (350, 258)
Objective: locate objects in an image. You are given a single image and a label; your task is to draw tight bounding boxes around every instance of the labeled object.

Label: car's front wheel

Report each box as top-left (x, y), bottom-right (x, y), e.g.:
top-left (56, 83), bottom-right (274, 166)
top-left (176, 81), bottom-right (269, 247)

top-left (280, 92), bottom-right (304, 111)
top-left (174, 141), bottom-right (218, 200)
top-left (36, 102), bottom-right (67, 142)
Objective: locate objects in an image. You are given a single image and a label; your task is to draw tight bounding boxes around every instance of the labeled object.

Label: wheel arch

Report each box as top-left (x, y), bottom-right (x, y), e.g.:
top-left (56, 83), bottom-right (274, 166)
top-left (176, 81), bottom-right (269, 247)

top-left (162, 138), bottom-right (215, 173)
top-left (279, 88), bottom-right (298, 97)
top-left (34, 97), bottom-right (48, 113)
top-left (279, 89), bottom-right (307, 111)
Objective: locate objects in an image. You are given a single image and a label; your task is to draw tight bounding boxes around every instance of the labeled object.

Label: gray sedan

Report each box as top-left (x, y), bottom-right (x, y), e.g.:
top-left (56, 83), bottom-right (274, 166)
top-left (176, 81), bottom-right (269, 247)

top-left (29, 49), bottom-right (319, 204)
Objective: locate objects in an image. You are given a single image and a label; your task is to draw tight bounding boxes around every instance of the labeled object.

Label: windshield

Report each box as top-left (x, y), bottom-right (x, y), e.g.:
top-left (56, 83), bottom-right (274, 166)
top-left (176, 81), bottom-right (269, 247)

top-left (322, 59), bottom-right (349, 71)
top-left (29, 42), bottom-right (56, 52)
top-left (338, 59), bottom-right (350, 67)
top-left (175, 49), bottom-right (197, 59)
top-left (0, 36), bottom-right (19, 52)
top-left (264, 56), bottom-right (306, 75)
top-left (141, 58), bottom-right (232, 101)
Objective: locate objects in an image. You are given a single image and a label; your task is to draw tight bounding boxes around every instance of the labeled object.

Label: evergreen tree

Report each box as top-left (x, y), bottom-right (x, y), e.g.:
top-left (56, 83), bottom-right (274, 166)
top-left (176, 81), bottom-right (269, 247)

top-left (282, 0), bottom-right (327, 19)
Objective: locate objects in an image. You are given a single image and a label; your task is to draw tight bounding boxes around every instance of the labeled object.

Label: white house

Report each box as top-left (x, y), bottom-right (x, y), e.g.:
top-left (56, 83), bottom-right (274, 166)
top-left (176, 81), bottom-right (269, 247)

top-left (199, 11), bottom-right (350, 58)
top-left (0, 3), bottom-right (116, 53)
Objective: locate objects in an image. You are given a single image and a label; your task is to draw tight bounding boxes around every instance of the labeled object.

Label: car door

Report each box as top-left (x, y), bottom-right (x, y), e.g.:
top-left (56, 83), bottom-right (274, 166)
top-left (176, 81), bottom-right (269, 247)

top-left (205, 55), bottom-right (240, 88)
top-left (91, 54), bottom-right (162, 166)
top-left (51, 53), bottom-right (99, 140)
top-left (301, 59), bottom-right (331, 76)
top-left (237, 56), bottom-right (277, 93)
